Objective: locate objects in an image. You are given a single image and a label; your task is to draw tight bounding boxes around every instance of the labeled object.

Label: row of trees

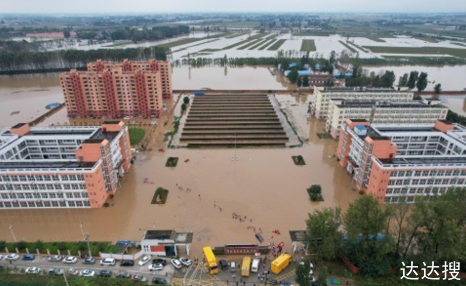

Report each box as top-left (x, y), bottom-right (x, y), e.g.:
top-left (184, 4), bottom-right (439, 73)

top-left (0, 46), bottom-right (168, 74)
top-left (398, 71), bottom-right (429, 91)
top-left (304, 190), bottom-right (466, 276)
top-left (345, 70), bottom-right (396, 88)
top-left (110, 25), bottom-right (189, 42)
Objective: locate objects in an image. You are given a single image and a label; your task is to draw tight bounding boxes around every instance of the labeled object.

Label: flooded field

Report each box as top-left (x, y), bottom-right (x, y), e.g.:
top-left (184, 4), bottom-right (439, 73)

top-left (364, 65), bottom-right (466, 90)
top-left (172, 66), bottom-right (290, 90)
top-left (436, 95), bottom-right (466, 116)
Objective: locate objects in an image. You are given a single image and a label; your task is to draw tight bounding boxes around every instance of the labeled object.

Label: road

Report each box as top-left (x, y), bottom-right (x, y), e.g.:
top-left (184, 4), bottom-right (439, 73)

top-left (0, 255), bottom-right (176, 285)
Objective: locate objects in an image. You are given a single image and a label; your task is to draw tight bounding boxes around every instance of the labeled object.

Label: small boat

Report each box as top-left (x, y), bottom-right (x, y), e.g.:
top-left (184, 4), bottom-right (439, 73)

top-left (184, 159), bottom-right (190, 163)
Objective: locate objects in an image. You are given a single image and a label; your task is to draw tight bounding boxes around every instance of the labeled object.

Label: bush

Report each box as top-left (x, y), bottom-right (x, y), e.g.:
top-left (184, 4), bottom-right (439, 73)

top-left (359, 190), bottom-right (365, 195)
top-left (181, 103), bottom-right (187, 112)
top-left (292, 155), bottom-right (306, 165)
top-left (165, 157), bottom-right (179, 167)
top-left (14, 241), bottom-right (27, 251)
top-left (33, 240), bottom-right (44, 252)
top-left (57, 242), bottom-right (67, 251)
top-left (103, 203), bottom-right (109, 207)
top-left (183, 96), bottom-right (190, 104)
top-left (307, 184), bottom-right (324, 201)
top-left (152, 187), bottom-right (169, 204)
top-left (0, 241), bottom-right (6, 250)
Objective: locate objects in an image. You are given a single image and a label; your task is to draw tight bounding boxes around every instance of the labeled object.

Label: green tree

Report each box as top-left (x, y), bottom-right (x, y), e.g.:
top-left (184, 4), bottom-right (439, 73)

top-left (407, 71), bottom-right (419, 89)
top-left (0, 240), bottom-right (6, 250)
top-left (183, 96), bottom-right (190, 104)
top-left (33, 240), bottom-right (44, 252)
top-left (181, 103), bottom-right (187, 112)
top-left (380, 70), bottom-right (396, 88)
top-left (398, 73), bottom-right (409, 86)
top-left (57, 241), bottom-right (67, 251)
top-left (305, 207), bottom-right (342, 261)
top-left (288, 69), bottom-right (299, 84)
top-left (329, 50), bottom-right (336, 64)
top-left (295, 259), bottom-right (312, 286)
top-left (434, 83), bottom-right (442, 94)
top-left (64, 30), bottom-right (71, 38)
top-left (297, 76), bottom-right (302, 87)
top-left (416, 72), bottom-right (428, 92)
top-left (14, 241), bottom-right (27, 251)
top-left (343, 195), bottom-right (395, 275)
top-left (302, 76), bottom-right (310, 87)
top-left (317, 265), bottom-right (328, 285)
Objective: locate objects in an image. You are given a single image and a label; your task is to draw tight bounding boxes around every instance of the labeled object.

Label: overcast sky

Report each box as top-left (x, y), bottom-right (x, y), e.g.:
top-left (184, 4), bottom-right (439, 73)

top-left (1, 0), bottom-right (466, 14)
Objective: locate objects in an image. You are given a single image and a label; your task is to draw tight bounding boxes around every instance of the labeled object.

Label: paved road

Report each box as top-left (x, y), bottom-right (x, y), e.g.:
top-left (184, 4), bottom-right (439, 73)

top-left (0, 255), bottom-right (177, 284)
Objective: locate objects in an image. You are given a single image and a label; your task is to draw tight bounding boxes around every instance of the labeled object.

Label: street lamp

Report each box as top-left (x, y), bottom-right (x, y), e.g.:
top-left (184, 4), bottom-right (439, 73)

top-left (80, 222), bottom-right (91, 257)
top-left (9, 224), bottom-right (17, 242)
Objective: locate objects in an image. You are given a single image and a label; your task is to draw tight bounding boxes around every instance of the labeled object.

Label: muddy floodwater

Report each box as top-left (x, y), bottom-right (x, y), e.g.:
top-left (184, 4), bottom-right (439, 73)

top-left (0, 118), bottom-right (357, 257)
top-left (436, 95), bottom-right (466, 116)
top-left (0, 69), bottom-right (357, 256)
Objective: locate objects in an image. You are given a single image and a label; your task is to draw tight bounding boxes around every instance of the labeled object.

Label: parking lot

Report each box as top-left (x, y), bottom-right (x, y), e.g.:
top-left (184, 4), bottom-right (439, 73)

top-left (0, 254), bottom-right (176, 284)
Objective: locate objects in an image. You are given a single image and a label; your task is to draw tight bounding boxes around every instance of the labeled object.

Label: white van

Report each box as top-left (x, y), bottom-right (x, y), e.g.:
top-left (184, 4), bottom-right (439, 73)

top-left (251, 258), bottom-right (260, 273)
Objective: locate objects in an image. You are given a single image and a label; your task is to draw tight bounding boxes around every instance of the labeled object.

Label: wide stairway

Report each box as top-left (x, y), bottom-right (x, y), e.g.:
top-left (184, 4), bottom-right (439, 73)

top-left (180, 94), bottom-right (288, 147)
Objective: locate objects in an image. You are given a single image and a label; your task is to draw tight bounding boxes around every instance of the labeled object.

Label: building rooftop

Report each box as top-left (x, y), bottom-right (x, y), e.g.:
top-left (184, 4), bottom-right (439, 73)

top-left (336, 101), bottom-right (445, 109)
top-left (0, 161), bottom-right (96, 170)
top-left (11, 123), bottom-right (27, 129)
top-left (379, 156), bottom-right (466, 166)
top-left (143, 230), bottom-right (193, 243)
top-left (322, 87), bottom-right (399, 93)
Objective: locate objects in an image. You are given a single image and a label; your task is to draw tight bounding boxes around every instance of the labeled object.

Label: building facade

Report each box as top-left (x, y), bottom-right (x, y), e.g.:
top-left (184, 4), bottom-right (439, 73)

top-left (0, 121), bottom-right (132, 209)
top-left (337, 119), bottom-right (466, 204)
top-left (326, 98), bottom-right (448, 138)
top-left (310, 87), bottom-right (413, 119)
top-left (60, 59), bottom-right (172, 119)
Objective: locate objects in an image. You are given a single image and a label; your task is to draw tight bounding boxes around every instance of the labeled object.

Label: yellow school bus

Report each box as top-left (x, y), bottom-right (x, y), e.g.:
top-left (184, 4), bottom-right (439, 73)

top-left (203, 246), bottom-right (219, 274)
top-left (241, 257), bottom-right (251, 277)
top-left (271, 254), bottom-right (292, 274)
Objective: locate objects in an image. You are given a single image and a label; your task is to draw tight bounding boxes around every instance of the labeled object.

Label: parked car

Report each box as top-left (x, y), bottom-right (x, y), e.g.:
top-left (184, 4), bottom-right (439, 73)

top-left (98, 269), bottom-right (113, 277)
top-left (148, 263), bottom-right (164, 271)
top-left (48, 255), bottom-right (63, 262)
top-left (63, 256), bottom-right (78, 264)
top-left (25, 267), bottom-right (41, 274)
top-left (180, 257), bottom-right (193, 267)
top-left (152, 277), bottom-right (168, 285)
top-left (5, 253), bottom-right (20, 261)
top-left (171, 259), bottom-right (182, 269)
top-left (138, 255), bottom-right (152, 266)
top-left (132, 275), bottom-right (147, 282)
top-left (280, 281), bottom-right (293, 286)
top-left (219, 259), bottom-right (228, 270)
top-left (22, 254), bottom-right (35, 261)
top-left (80, 269), bottom-right (96, 277)
top-left (82, 256), bottom-right (95, 265)
top-left (0, 254), bottom-right (3, 260)
top-left (100, 258), bottom-right (116, 266)
top-left (116, 270), bottom-right (131, 278)
top-left (120, 260), bottom-right (134, 267)
top-left (48, 268), bottom-right (64, 276)
top-left (230, 261), bottom-right (236, 272)
top-left (152, 258), bottom-right (167, 266)
top-left (69, 268), bottom-right (79, 276)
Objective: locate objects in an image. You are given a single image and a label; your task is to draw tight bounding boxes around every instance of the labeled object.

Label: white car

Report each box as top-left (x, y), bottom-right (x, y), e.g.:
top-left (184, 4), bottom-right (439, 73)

top-left (171, 259), bottom-right (182, 269)
top-left (148, 263), bottom-right (164, 271)
top-left (25, 267), bottom-right (41, 274)
top-left (80, 269), bottom-right (96, 277)
top-left (69, 268), bottom-right (79, 276)
top-left (100, 258), bottom-right (116, 266)
top-left (179, 257), bottom-right (192, 267)
top-left (138, 255), bottom-right (151, 266)
top-left (63, 256), bottom-right (78, 264)
top-left (6, 253), bottom-right (20, 261)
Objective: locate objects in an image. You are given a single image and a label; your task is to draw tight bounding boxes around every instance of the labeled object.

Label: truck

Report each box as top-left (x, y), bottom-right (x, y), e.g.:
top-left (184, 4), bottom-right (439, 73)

top-left (270, 254), bottom-right (292, 275)
top-left (203, 247), bottom-right (219, 275)
top-left (194, 91), bottom-right (205, 96)
top-left (241, 257), bottom-right (251, 277)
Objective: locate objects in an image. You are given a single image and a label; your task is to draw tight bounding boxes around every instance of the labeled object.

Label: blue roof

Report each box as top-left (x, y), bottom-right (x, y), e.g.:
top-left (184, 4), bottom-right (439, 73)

top-left (355, 125), bottom-right (366, 131)
top-left (298, 70), bottom-right (312, 76)
top-left (45, 102), bottom-right (61, 109)
top-left (284, 70), bottom-right (291, 76)
top-left (289, 62), bottom-right (297, 68)
top-left (334, 73), bottom-right (354, 78)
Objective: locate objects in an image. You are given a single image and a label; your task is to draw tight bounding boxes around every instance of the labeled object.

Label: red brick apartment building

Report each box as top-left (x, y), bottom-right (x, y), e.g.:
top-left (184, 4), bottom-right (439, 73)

top-left (60, 59), bottom-right (172, 119)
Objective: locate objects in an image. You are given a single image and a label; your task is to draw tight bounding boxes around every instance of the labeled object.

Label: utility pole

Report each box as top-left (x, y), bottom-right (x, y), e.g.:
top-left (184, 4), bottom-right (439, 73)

top-left (9, 224), bottom-right (17, 242)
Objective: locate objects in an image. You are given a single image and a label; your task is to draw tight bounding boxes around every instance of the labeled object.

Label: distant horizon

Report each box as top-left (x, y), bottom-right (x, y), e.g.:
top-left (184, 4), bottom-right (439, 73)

top-left (1, 0), bottom-right (466, 15)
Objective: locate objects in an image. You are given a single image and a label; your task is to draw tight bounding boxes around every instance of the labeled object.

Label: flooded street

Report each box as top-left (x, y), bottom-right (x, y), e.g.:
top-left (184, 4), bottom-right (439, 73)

top-left (0, 118), bottom-right (357, 256)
